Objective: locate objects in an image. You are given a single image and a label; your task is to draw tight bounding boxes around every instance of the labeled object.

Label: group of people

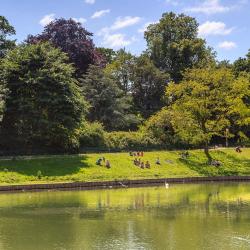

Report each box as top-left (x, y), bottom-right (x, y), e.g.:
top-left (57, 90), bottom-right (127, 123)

top-left (133, 158), bottom-right (151, 169)
top-left (96, 157), bottom-right (111, 168)
top-left (129, 151), bottom-right (144, 157)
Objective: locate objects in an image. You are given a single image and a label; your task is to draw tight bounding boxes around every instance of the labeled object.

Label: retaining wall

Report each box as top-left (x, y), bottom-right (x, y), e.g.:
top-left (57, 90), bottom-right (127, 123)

top-left (0, 176), bottom-right (250, 193)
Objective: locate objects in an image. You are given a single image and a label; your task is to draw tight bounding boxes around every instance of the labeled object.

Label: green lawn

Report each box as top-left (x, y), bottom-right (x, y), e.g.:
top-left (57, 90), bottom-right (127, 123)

top-left (0, 148), bottom-right (249, 185)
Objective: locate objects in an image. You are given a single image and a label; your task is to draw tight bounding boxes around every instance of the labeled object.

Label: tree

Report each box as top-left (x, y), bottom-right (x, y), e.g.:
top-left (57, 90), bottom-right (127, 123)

top-left (131, 55), bottom-right (170, 118)
top-left (105, 48), bottom-right (135, 94)
top-left (140, 107), bottom-right (183, 147)
top-left (166, 68), bottom-right (250, 162)
top-left (0, 42), bottom-right (87, 153)
top-left (145, 12), bottom-right (215, 82)
top-left (81, 65), bottom-right (140, 131)
top-left (26, 18), bottom-right (103, 76)
top-left (233, 50), bottom-right (250, 76)
top-left (0, 16), bottom-right (16, 58)
top-left (97, 47), bottom-right (117, 65)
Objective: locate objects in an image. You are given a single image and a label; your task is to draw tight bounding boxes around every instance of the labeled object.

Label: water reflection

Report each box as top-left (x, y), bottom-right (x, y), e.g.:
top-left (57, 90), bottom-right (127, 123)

top-left (0, 183), bottom-right (249, 250)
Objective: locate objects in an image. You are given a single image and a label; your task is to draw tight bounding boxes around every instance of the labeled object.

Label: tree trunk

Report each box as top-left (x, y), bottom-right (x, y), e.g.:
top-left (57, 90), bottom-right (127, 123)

top-left (204, 142), bottom-right (212, 164)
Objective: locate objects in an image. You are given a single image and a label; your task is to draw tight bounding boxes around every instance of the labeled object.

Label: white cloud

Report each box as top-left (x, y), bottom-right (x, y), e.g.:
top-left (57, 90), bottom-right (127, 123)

top-left (166, 0), bottom-right (179, 6)
top-left (198, 21), bottom-right (233, 37)
top-left (72, 17), bottom-right (87, 24)
top-left (102, 33), bottom-right (135, 48)
top-left (85, 0), bottom-right (95, 4)
top-left (218, 41), bottom-right (237, 50)
top-left (91, 9), bottom-right (110, 19)
top-left (111, 16), bottom-right (142, 30)
top-left (185, 0), bottom-right (232, 15)
top-left (39, 14), bottom-right (55, 26)
top-left (138, 22), bottom-right (154, 33)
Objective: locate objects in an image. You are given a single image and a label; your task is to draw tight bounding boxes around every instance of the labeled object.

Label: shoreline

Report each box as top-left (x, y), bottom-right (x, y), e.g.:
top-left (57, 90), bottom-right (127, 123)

top-left (0, 175), bottom-right (250, 193)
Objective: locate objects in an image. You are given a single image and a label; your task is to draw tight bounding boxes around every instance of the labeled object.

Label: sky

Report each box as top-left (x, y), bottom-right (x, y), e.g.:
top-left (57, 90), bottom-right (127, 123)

top-left (1, 0), bottom-right (250, 62)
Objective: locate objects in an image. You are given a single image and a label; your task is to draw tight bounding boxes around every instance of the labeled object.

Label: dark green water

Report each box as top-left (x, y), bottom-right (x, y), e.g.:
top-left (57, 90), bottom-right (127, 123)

top-left (0, 183), bottom-right (250, 250)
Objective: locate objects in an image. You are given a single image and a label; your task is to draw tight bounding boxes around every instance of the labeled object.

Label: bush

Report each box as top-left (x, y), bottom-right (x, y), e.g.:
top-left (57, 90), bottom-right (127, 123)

top-left (140, 108), bottom-right (187, 149)
top-left (79, 122), bottom-right (106, 148)
top-left (104, 131), bottom-right (158, 150)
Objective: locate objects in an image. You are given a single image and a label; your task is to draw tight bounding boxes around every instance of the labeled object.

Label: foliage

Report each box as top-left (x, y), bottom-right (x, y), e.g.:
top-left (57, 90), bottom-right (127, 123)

top-left (131, 55), bottom-right (170, 118)
top-left (105, 48), bottom-right (135, 94)
top-left (104, 131), bottom-right (158, 150)
top-left (0, 42), bottom-right (87, 153)
top-left (0, 16), bottom-right (16, 58)
top-left (166, 68), bottom-right (250, 160)
top-left (26, 18), bottom-right (104, 76)
top-left (233, 50), bottom-right (250, 76)
top-left (140, 107), bottom-right (185, 147)
top-left (78, 122), bottom-right (106, 148)
top-left (81, 65), bottom-right (140, 130)
top-left (145, 12), bottom-right (215, 82)
top-left (96, 47), bottom-right (117, 64)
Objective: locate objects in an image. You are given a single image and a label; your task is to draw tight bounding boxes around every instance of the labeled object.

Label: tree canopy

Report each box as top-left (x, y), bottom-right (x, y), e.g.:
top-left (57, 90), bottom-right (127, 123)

top-left (0, 42), bottom-right (87, 153)
top-left (81, 65), bottom-right (139, 131)
top-left (131, 55), bottom-right (170, 118)
top-left (145, 12), bottom-right (215, 82)
top-left (0, 16), bottom-right (16, 58)
top-left (26, 18), bottom-right (104, 76)
top-left (166, 68), bottom-right (250, 160)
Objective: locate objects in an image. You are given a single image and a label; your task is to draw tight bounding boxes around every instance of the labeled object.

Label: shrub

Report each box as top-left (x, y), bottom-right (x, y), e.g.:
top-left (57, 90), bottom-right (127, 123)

top-left (104, 131), bottom-right (158, 150)
top-left (79, 122), bottom-right (106, 148)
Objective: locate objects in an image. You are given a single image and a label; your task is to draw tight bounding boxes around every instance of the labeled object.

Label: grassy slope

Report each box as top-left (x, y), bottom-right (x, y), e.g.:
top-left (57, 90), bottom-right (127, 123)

top-left (0, 148), bottom-right (249, 185)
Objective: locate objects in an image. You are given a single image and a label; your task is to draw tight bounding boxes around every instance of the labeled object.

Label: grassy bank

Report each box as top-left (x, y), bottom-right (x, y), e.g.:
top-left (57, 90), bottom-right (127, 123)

top-left (0, 148), bottom-right (249, 185)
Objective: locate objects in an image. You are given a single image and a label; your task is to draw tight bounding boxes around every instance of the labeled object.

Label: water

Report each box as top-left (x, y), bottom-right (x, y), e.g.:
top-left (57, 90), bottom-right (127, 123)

top-left (0, 183), bottom-right (250, 250)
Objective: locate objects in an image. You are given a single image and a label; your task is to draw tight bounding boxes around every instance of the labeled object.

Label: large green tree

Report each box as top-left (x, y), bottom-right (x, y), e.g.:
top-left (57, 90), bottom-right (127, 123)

top-left (145, 12), bottom-right (215, 82)
top-left (0, 42), bottom-right (87, 153)
top-left (166, 68), bottom-right (250, 161)
top-left (131, 55), bottom-right (170, 118)
top-left (81, 65), bottom-right (139, 131)
top-left (0, 16), bottom-right (15, 58)
top-left (233, 50), bottom-right (250, 76)
top-left (105, 48), bottom-right (135, 94)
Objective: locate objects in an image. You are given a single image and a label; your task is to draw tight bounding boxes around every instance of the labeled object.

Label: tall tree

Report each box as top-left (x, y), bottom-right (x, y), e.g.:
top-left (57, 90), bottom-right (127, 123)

top-left (233, 50), bottom-right (250, 76)
top-left (81, 65), bottom-right (139, 130)
top-left (0, 16), bottom-right (16, 58)
top-left (0, 42), bottom-right (87, 153)
top-left (131, 55), bottom-right (170, 118)
top-left (105, 49), bottom-right (135, 94)
top-left (26, 18), bottom-right (104, 76)
top-left (145, 12), bottom-right (215, 82)
top-left (166, 68), bottom-right (250, 161)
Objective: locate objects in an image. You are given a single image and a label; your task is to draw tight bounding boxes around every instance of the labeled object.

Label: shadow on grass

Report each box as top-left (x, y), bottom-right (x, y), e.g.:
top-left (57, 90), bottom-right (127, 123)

top-left (179, 150), bottom-right (250, 177)
top-left (0, 155), bottom-right (92, 177)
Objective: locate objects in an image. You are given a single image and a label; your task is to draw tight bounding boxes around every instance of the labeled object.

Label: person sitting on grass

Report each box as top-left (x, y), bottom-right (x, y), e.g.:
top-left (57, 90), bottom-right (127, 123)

top-left (138, 158), bottom-right (141, 166)
top-left (156, 157), bottom-right (160, 165)
top-left (140, 152), bottom-right (144, 157)
top-left (96, 158), bottom-right (102, 166)
top-left (140, 161), bottom-right (144, 169)
top-left (105, 160), bottom-right (111, 169)
top-left (145, 161), bottom-right (150, 169)
top-left (129, 151), bottom-right (133, 156)
top-left (134, 158), bottom-right (138, 166)
top-left (235, 146), bottom-right (242, 153)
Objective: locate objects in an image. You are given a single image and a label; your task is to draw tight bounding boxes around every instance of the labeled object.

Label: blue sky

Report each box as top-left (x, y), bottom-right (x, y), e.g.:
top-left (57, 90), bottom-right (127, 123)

top-left (1, 0), bottom-right (250, 61)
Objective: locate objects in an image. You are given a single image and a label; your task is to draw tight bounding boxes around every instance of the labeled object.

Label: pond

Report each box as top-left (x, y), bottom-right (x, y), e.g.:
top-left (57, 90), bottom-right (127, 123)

top-left (0, 183), bottom-right (250, 250)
